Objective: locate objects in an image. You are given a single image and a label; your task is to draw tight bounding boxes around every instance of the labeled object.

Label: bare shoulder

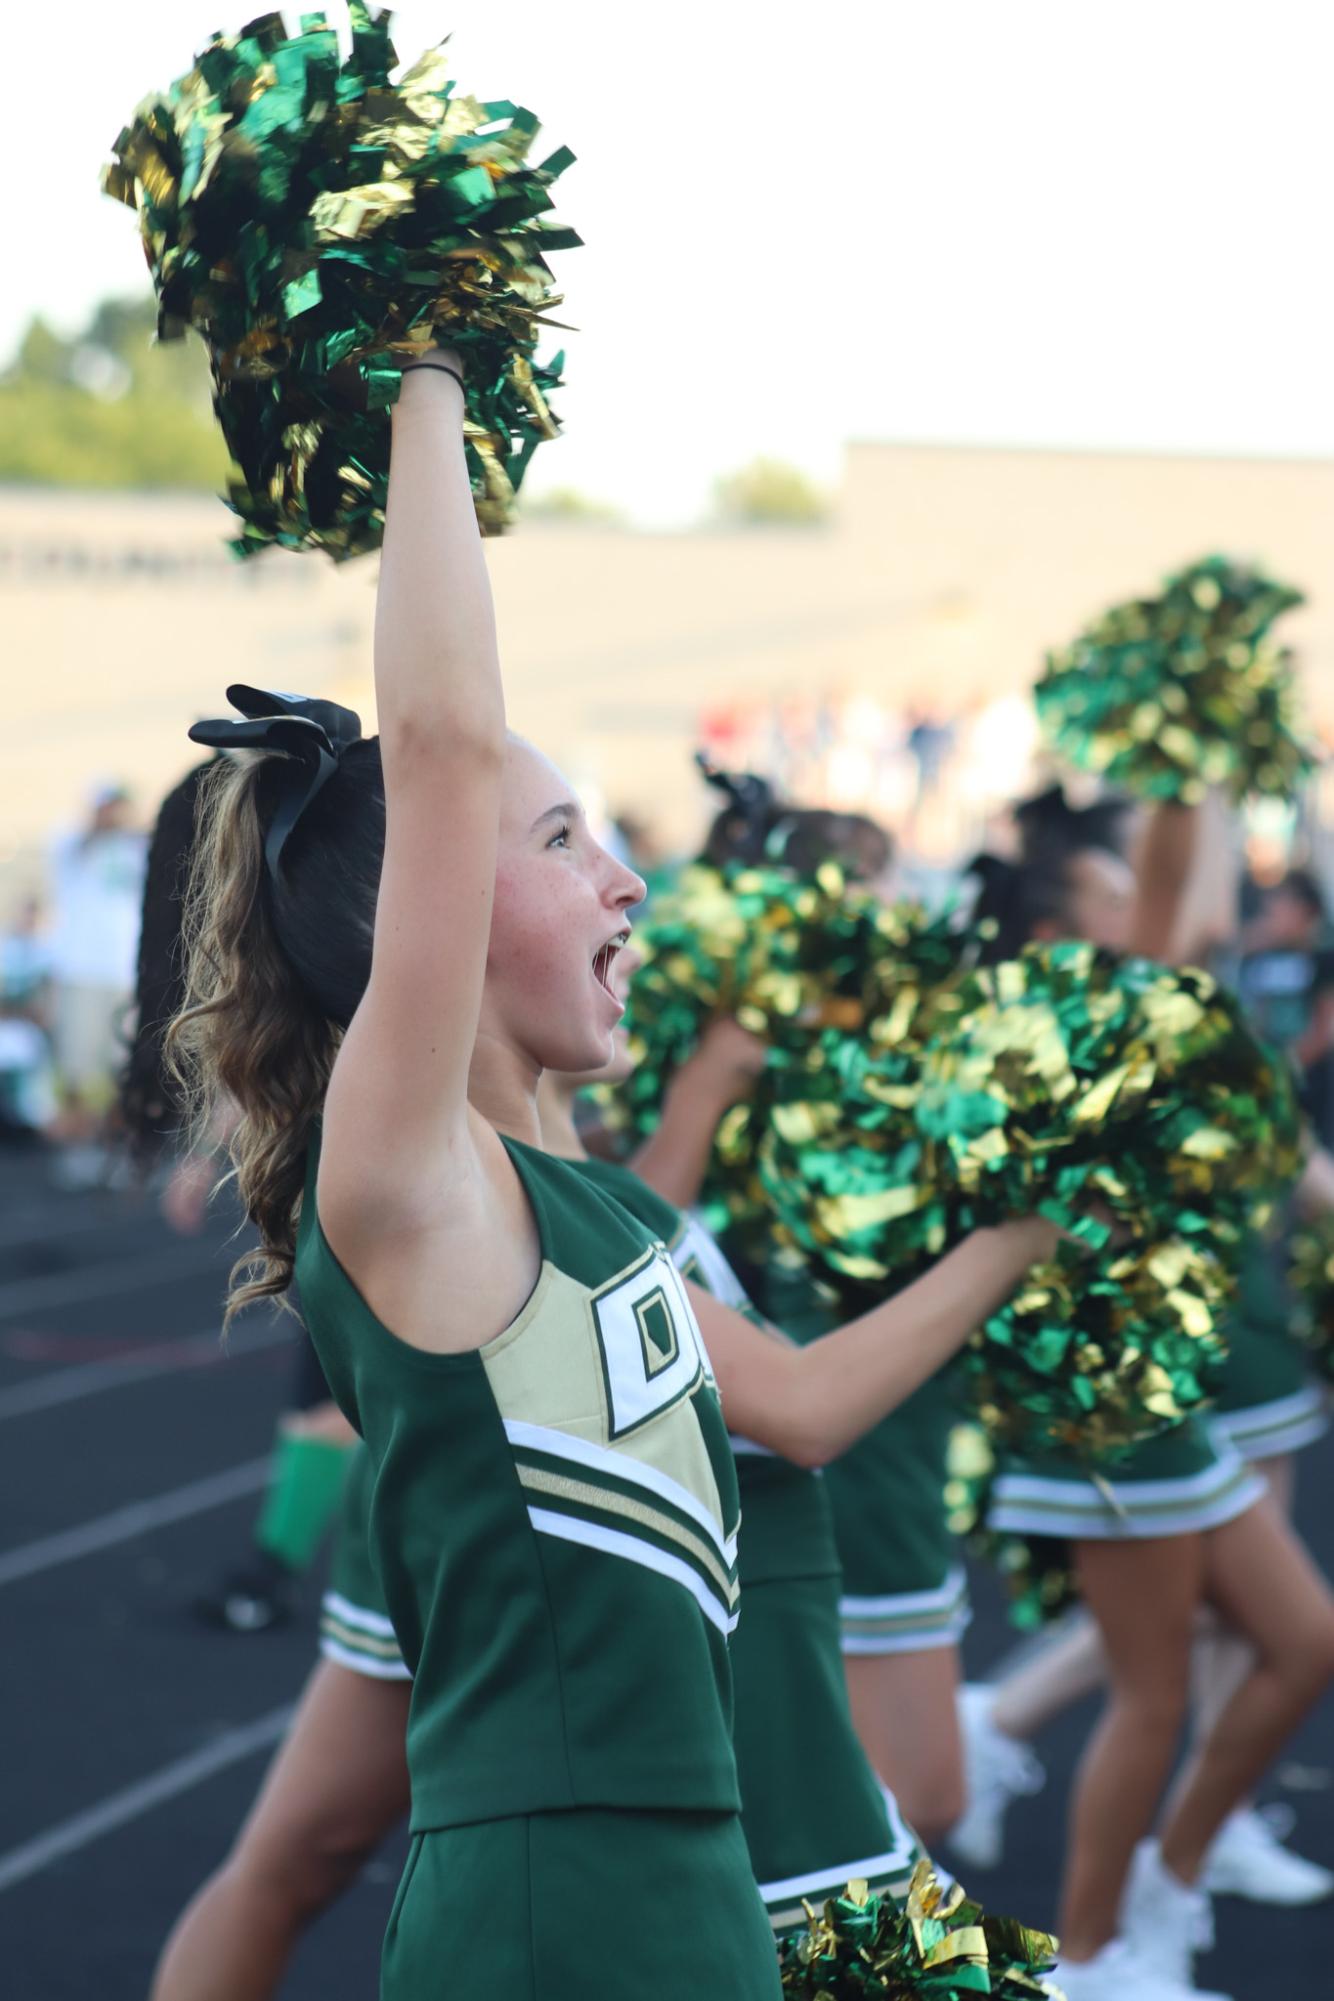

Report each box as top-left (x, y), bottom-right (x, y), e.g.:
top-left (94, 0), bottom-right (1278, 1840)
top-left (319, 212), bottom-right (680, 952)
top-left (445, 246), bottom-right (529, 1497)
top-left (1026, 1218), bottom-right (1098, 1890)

top-left (315, 1105), bottom-right (543, 1356)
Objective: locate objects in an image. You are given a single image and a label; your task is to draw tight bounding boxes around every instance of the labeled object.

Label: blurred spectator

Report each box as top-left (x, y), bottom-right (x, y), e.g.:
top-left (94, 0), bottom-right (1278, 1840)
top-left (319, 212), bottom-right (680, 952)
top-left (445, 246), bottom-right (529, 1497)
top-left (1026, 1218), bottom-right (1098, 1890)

top-left (905, 703), bottom-right (956, 809)
top-left (0, 896), bottom-right (57, 1143)
top-left (2, 895), bottom-right (53, 1014)
top-left (1238, 867), bottom-right (1334, 1143)
top-left (46, 782), bottom-right (147, 1146)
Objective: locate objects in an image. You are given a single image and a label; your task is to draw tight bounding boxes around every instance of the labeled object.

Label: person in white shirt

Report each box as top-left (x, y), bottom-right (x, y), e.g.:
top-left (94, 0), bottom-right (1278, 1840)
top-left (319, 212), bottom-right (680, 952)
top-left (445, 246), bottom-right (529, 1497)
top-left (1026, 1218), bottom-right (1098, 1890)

top-left (47, 783), bottom-right (147, 1139)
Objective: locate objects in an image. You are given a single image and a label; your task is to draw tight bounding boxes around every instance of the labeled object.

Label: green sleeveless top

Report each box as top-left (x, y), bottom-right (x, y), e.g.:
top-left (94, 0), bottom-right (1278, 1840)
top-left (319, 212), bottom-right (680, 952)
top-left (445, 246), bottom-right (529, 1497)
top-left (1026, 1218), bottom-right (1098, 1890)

top-left (296, 1131), bottom-right (742, 1830)
top-left (566, 1157), bottom-right (840, 1587)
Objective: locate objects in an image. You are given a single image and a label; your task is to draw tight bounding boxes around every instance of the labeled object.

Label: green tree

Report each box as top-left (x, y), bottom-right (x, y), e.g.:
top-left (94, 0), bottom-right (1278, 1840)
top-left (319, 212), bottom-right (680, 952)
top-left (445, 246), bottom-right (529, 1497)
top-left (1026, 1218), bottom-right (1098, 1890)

top-left (713, 457), bottom-right (829, 527)
top-left (520, 485), bottom-right (623, 525)
top-left (0, 295), bottom-right (225, 491)
top-left (11, 317), bottom-right (77, 386)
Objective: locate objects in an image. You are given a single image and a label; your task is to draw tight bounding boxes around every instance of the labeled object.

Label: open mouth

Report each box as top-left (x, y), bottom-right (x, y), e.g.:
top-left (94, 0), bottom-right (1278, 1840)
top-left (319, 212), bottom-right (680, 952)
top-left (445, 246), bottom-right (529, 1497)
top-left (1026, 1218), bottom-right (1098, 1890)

top-left (592, 930), bottom-right (630, 999)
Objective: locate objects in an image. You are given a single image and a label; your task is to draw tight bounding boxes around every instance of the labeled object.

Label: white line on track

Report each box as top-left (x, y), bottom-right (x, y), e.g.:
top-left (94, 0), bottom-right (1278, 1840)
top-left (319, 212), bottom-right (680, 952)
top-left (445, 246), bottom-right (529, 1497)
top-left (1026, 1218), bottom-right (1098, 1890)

top-left (0, 1317), bottom-right (292, 1422)
top-left (0, 1457), bottom-right (272, 1589)
top-left (0, 1241), bottom-right (230, 1318)
top-left (0, 1704), bottom-right (295, 1895)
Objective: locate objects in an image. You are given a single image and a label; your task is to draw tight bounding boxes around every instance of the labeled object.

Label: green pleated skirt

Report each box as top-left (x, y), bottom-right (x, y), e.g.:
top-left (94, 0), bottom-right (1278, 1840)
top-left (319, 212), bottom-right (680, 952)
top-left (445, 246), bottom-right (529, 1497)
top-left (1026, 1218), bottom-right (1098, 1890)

top-left (732, 1572), bottom-right (923, 1927)
top-left (382, 1806), bottom-right (782, 2000)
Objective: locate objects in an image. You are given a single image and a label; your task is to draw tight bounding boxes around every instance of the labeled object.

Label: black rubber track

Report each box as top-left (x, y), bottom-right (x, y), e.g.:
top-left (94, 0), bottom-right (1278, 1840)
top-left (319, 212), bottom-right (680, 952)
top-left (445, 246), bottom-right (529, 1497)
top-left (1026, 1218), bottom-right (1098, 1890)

top-left (2, 1146), bottom-right (1329, 1998)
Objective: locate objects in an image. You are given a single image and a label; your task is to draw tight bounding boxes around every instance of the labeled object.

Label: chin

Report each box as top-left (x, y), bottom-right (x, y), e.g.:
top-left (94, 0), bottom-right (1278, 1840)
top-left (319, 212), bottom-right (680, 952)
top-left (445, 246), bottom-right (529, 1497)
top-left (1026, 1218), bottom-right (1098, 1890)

top-left (542, 1028), bottom-right (614, 1077)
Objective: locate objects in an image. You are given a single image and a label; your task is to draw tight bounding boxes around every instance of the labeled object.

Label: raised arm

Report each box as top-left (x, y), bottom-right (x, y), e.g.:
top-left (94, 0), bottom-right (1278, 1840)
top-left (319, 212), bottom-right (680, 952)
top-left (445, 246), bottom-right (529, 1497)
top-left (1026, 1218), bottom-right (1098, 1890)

top-left (688, 1216), bottom-right (1057, 1467)
top-left (631, 1020), bottom-right (767, 1208)
top-left (323, 359), bottom-right (504, 1208)
top-left (1128, 800), bottom-right (1201, 962)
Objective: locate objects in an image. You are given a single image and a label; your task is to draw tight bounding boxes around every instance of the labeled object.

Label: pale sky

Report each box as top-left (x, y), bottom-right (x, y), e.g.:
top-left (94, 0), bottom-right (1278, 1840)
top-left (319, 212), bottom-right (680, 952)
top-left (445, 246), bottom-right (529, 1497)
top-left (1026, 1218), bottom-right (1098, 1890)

top-left (8, 0), bottom-right (1334, 523)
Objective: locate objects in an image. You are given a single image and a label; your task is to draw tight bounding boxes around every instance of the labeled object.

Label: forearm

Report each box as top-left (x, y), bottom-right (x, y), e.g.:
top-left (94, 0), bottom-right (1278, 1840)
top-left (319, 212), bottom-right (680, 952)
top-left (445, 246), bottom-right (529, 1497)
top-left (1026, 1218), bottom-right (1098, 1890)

top-left (631, 1070), bottom-right (734, 1209)
top-left (1129, 801), bottom-right (1201, 962)
top-left (1295, 1143), bottom-right (1334, 1219)
top-left (717, 1219), bottom-right (1051, 1467)
top-left (1294, 995), bottom-right (1334, 1071)
top-left (791, 1222), bottom-right (1048, 1462)
top-left (376, 367), bottom-right (503, 753)
top-left (1173, 790), bottom-right (1239, 964)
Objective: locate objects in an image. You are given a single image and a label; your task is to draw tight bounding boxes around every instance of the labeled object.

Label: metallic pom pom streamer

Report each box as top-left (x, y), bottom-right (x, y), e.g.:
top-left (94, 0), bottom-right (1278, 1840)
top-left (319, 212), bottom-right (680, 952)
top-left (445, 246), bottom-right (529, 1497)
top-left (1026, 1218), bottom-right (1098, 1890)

top-left (776, 1861), bottom-right (1060, 1997)
top-left (946, 1422), bottom-right (1079, 1633)
top-left (595, 863), bottom-right (967, 1254)
top-left (964, 1234), bottom-right (1233, 1459)
top-left (1289, 1214), bottom-right (1334, 1385)
top-left (1035, 554), bottom-right (1314, 803)
top-left (757, 941), bottom-right (1302, 1458)
top-left (103, 5), bottom-right (574, 557)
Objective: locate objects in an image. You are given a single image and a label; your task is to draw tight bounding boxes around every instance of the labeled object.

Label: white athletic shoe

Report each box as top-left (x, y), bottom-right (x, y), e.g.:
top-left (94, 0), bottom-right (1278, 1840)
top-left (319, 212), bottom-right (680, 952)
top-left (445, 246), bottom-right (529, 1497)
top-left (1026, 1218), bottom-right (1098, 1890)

top-left (1054, 1938), bottom-right (1231, 2001)
top-left (948, 1683), bottom-right (1045, 1869)
top-left (1121, 1839), bottom-right (1226, 1995)
top-left (1203, 1804), bottom-right (1334, 1905)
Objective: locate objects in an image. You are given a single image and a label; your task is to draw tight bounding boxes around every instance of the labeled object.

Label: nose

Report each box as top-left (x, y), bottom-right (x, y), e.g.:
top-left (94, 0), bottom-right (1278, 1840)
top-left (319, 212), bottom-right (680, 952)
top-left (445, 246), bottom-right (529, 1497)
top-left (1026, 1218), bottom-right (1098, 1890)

top-left (606, 851), bottom-right (647, 911)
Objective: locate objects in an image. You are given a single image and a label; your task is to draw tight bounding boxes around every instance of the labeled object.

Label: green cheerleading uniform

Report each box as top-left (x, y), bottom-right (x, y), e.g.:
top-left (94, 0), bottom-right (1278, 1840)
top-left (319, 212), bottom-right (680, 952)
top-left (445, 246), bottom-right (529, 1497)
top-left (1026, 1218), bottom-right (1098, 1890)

top-left (1208, 1234), bottom-right (1329, 1462)
top-left (746, 1262), bottom-right (969, 1656)
top-left (991, 1243), bottom-right (1309, 1538)
top-left (297, 1132), bottom-right (779, 2001)
top-left (321, 1153), bottom-right (922, 1932)
top-left (577, 1168), bottom-right (923, 1922)
top-left (321, 1447), bottom-right (410, 1683)
top-left (989, 1418), bottom-right (1265, 1541)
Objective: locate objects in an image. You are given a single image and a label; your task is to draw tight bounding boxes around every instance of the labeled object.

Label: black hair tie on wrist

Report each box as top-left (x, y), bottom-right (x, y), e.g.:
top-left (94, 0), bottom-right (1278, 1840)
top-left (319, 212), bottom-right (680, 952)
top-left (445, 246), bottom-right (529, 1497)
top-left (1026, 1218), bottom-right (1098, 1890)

top-left (398, 359), bottom-right (466, 395)
top-left (188, 684), bottom-right (363, 881)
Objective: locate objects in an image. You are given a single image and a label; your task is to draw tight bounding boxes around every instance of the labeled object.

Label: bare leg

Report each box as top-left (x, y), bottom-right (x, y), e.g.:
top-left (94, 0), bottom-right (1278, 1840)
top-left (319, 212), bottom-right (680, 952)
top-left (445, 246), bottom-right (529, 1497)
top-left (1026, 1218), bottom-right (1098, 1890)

top-left (844, 1646), bottom-right (965, 1844)
top-left (1189, 1454), bottom-right (1294, 1750)
top-left (152, 1662), bottom-right (411, 2001)
top-left (1159, 1496), bottom-right (1334, 1884)
top-left (989, 1612), bottom-right (1107, 1742)
top-left (1057, 1534), bottom-right (1202, 1962)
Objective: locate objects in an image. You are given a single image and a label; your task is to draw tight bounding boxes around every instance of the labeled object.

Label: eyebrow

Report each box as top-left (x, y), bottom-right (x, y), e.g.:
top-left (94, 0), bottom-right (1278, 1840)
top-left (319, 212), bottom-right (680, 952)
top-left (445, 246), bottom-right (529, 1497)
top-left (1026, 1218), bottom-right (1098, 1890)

top-left (530, 801), bottom-right (581, 835)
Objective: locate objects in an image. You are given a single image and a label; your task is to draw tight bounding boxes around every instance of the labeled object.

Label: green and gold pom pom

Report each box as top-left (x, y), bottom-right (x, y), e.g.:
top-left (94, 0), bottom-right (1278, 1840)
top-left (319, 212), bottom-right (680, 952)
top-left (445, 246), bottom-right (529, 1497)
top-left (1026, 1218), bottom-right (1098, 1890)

top-left (965, 1233), bottom-right (1233, 1459)
top-left (103, 5), bottom-right (574, 557)
top-left (1289, 1213), bottom-right (1334, 1384)
top-left (777, 1861), bottom-right (1060, 1998)
top-left (947, 1422), bottom-right (1079, 1631)
top-left (1035, 554), bottom-right (1314, 803)
top-left (757, 1023), bottom-right (953, 1289)
top-left (756, 941), bottom-right (1302, 1457)
top-left (911, 944), bottom-right (1303, 1249)
top-left (595, 863), bottom-right (966, 1253)
top-left (613, 861), bottom-right (953, 1139)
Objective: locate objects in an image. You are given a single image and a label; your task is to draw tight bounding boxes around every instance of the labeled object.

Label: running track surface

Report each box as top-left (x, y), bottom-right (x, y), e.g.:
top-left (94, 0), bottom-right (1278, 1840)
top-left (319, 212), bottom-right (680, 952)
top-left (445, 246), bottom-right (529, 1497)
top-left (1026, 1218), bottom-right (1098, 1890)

top-left (2, 1147), bottom-right (1330, 1998)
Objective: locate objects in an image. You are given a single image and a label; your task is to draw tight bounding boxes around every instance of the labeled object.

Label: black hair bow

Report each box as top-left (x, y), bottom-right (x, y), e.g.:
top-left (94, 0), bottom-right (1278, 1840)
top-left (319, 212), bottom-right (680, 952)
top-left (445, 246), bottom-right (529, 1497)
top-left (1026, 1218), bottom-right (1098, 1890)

top-left (1014, 783), bottom-right (1132, 860)
top-left (188, 685), bottom-right (363, 879)
top-left (693, 749), bottom-right (776, 820)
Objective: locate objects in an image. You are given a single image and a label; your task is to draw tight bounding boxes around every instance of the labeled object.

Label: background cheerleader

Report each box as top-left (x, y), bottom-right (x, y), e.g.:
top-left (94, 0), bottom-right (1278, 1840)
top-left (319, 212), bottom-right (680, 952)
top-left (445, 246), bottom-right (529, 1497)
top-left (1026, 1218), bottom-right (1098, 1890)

top-left (956, 786), bottom-right (1334, 1999)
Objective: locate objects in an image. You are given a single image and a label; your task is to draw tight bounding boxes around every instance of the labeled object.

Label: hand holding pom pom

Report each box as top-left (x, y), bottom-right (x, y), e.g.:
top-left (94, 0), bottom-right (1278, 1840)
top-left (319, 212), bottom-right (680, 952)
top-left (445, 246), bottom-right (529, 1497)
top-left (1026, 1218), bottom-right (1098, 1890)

top-left (103, 6), bottom-right (575, 558)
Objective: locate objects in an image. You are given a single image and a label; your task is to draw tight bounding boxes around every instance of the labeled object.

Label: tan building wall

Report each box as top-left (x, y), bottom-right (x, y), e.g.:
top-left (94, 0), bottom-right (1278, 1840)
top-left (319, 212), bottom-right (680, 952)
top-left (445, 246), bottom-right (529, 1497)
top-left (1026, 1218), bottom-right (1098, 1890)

top-left (3, 442), bottom-right (1332, 901)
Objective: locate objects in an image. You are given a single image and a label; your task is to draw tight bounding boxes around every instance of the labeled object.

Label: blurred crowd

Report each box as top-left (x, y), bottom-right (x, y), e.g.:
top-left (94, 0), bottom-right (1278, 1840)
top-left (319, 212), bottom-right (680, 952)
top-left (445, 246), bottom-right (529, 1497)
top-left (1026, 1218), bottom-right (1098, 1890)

top-left (7, 706), bottom-right (1334, 1181)
top-left (1, 782), bottom-right (147, 1175)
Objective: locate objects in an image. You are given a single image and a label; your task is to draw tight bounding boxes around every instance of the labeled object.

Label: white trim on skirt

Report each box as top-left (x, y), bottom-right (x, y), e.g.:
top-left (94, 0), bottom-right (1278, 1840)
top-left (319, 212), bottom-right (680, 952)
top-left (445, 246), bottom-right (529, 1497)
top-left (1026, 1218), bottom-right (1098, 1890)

top-left (988, 1451), bottom-right (1266, 1541)
top-left (1209, 1383), bottom-right (1330, 1462)
top-left (839, 1563), bottom-right (972, 1655)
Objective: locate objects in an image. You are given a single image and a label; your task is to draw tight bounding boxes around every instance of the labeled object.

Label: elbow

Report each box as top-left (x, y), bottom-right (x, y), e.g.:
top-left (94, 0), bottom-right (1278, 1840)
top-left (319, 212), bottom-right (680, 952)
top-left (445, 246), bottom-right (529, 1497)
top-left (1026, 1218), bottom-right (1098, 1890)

top-left (785, 1433), bottom-right (835, 1471)
top-left (777, 1405), bottom-right (840, 1470)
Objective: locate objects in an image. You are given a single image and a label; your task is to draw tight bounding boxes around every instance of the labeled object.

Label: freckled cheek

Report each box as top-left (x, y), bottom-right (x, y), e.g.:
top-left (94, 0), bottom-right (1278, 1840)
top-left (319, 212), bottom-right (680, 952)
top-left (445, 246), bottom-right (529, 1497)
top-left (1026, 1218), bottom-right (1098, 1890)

top-left (491, 872), bottom-right (577, 986)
